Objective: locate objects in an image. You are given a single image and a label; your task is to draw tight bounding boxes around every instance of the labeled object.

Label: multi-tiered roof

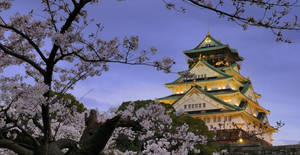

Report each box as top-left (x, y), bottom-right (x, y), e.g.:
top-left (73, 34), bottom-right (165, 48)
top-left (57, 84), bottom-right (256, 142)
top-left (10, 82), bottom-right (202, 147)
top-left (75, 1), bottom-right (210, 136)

top-left (158, 31), bottom-right (276, 145)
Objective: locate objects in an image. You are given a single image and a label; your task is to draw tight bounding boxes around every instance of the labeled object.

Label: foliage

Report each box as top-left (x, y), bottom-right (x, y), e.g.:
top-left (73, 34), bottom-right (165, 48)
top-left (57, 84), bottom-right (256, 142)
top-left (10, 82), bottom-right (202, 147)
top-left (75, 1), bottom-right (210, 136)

top-left (50, 92), bottom-right (86, 113)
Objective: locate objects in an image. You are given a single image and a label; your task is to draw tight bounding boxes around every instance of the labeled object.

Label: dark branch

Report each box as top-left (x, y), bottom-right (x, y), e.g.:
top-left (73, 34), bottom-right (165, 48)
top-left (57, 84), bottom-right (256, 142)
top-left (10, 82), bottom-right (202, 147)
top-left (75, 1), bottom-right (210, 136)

top-left (0, 139), bottom-right (34, 155)
top-left (54, 48), bottom-right (83, 64)
top-left (74, 52), bottom-right (171, 72)
top-left (0, 24), bottom-right (47, 62)
top-left (44, 0), bottom-right (59, 32)
top-left (0, 43), bottom-right (46, 76)
top-left (48, 0), bottom-right (91, 62)
top-left (187, 0), bottom-right (300, 31)
top-left (32, 115), bottom-right (44, 132)
top-left (78, 112), bottom-right (143, 155)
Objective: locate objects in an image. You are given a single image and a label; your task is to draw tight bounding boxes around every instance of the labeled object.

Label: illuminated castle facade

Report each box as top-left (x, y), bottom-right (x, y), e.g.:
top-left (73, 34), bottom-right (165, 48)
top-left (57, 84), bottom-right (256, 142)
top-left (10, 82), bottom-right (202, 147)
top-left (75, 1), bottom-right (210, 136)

top-left (158, 32), bottom-right (276, 145)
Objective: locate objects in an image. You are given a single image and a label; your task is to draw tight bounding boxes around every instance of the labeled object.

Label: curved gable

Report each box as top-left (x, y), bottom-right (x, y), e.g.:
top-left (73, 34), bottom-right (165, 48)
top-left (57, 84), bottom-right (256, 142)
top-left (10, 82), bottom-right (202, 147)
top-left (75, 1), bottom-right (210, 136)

top-left (173, 87), bottom-right (237, 112)
top-left (189, 59), bottom-right (230, 79)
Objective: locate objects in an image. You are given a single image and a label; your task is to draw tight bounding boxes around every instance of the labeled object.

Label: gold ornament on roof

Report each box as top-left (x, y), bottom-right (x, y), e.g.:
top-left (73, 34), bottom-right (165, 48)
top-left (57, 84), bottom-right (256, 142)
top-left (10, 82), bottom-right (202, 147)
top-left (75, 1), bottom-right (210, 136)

top-left (206, 30), bottom-right (210, 36)
top-left (204, 37), bottom-right (211, 43)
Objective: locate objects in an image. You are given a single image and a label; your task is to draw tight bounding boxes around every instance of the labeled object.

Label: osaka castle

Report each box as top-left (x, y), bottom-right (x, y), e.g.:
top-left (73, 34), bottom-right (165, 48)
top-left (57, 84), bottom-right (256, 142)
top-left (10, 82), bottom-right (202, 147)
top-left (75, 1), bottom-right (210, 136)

top-left (158, 31), bottom-right (277, 146)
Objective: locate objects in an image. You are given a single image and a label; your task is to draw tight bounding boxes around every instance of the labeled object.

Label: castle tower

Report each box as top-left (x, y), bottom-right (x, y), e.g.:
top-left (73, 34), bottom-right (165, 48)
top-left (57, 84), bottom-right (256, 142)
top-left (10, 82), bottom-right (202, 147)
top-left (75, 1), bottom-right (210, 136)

top-left (158, 32), bottom-right (276, 146)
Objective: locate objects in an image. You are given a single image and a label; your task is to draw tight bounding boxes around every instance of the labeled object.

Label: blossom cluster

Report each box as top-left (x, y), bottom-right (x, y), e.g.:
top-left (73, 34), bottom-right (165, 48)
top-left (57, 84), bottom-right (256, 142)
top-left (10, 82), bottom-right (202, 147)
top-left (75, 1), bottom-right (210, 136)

top-left (105, 102), bottom-right (206, 155)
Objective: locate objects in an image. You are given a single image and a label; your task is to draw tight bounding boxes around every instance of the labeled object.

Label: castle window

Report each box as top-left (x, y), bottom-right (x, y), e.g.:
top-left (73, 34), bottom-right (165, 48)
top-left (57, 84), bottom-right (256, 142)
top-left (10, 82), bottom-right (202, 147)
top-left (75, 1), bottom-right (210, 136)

top-left (188, 105), bottom-right (191, 109)
top-left (224, 116), bottom-right (227, 122)
top-left (229, 116), bottom-right (232, 121)
top-left (203, 103), bottom-right (206, 108)
top-left (184, 105), bottom-right (187, 109)
top-left (195, 104), bottom-right (198, 108)
top-left (192, 104), bottom-right (194, 108)
top-left (213, 117), bottom-right (216, 123)
top-left (218, 117), bottom-right (221, 122)
top-left (199, 104), bottom-right (202, 108)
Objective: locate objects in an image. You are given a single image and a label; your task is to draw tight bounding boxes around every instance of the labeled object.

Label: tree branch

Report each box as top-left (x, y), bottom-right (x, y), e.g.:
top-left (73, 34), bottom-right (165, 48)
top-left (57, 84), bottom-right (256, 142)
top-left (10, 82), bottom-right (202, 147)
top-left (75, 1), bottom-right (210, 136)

top-left (79, 113), bottom-right (142, 155)
top-left (54, 48), bottom-right (83, 64)
top-left (48, 0), bottom-right (91, 63)
top-left (0, 43), bottom-right (46, 76)
top-left (71, 0), bottom-right (79, 7)
top-left (0, 139), bottom-right (34, 155)
top-left (79, 115), bottom-right (122, 155)
top-left (74, 52), bottom-right (171, 71)
top-left (5, 115), bottom-right (40, 147)
top-left (0, 24), bottom-right (47, 62)
top-left (32, 115), bottom-right (44, 132)
top-left (44, 0), bottom-right (58, 32)
top-left (187, 0), bottom-right (300, 30)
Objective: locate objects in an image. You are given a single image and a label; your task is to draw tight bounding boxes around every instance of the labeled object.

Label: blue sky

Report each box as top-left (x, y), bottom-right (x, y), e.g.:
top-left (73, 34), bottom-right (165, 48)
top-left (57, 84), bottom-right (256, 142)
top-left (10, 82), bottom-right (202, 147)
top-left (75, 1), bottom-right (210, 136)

top-left (4, 0), bottom-right (300, 145)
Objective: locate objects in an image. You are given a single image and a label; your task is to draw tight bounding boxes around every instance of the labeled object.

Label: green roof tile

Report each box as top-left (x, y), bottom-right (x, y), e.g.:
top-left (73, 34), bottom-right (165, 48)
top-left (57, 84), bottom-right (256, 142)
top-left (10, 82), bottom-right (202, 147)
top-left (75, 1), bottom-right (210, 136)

top-left (158, 94), bottom-right (184, 100)
top-left (165, 76), bottom-right (232, 86)
top-left (183, 45), bottom-right (228, 54)
top-left (187, 109), bottom-right (241, 116)
top-left (241, 81), bottom-right (251, 94)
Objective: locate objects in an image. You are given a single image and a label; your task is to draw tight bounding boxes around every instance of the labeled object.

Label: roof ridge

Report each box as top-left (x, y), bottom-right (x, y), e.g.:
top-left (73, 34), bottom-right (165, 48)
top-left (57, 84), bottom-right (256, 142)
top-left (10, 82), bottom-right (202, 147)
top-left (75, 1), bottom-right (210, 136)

top-left (183, 45), bottom-right (228, 54)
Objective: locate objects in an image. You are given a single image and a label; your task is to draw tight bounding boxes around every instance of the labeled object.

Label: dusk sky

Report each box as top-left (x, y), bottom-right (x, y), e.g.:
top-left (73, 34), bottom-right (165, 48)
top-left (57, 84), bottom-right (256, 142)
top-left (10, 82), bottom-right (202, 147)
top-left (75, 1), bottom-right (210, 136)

top-left (5, 0), bottom-right (300, 146)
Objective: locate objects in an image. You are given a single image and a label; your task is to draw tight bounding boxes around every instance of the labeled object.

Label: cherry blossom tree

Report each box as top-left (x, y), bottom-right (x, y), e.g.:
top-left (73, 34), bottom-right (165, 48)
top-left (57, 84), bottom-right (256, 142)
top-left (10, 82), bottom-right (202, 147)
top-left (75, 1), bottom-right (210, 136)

top-left (104, 100), bottom-right (215, 155)
top-left (0, 0), bottom-right (175, 154)
top-left (162, 0), bottom-right (300, 43)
